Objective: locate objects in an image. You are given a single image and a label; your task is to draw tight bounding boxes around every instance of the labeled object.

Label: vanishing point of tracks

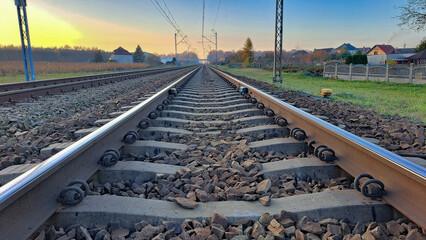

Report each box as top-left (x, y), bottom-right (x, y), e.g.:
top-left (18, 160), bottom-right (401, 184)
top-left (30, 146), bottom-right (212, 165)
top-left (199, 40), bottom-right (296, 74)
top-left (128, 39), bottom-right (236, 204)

top-left (0, 65), bottom-right (424, 239)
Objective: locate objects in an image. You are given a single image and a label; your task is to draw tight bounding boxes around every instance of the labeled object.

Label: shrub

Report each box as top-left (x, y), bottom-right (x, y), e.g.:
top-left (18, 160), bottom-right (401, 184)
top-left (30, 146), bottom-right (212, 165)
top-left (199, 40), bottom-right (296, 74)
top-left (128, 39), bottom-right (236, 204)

top-left (345, 55), bottom-right (353, 64)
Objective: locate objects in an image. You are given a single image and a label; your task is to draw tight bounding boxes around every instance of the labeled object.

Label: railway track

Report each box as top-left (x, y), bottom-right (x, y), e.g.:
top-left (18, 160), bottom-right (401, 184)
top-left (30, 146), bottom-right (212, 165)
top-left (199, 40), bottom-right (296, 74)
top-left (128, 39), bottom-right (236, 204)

top-left (0, 66), bottom-right (192, 103)
top-left (0, 65), bottom-right (424, 239)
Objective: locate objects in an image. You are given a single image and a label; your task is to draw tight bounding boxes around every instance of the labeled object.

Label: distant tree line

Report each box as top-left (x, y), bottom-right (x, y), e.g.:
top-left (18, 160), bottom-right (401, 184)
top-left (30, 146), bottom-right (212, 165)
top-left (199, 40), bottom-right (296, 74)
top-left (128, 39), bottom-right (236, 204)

top-left (0, 44), bottom-right (173, 66)
top-left (0, 45), bottom-right (109, 62)
top-left (208, 44), bottom-right (370, 67)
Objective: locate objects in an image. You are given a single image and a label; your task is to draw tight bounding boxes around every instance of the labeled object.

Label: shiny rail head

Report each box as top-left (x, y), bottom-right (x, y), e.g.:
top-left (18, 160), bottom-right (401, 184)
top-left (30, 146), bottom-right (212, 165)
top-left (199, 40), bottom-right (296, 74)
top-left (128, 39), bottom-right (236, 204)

top-left (0, 67), bottom-right (200, 210)
top-left (210, 66), bottom-right (426, 180)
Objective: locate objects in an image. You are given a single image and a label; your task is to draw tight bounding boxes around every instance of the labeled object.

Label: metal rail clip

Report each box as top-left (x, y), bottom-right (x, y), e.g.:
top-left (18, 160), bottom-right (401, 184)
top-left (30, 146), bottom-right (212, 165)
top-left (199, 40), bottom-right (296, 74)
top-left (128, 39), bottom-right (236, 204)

top-left (57, 180), bottom-right (90, 206)
top-left (355, 174), bottom-right (386, 200)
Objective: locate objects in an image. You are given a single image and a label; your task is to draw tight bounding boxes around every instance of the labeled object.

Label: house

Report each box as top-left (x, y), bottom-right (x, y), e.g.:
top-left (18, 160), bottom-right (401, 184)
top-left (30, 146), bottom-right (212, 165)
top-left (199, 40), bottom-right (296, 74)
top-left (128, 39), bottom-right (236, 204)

top-left (331, 43), bottom-right (358, 55)
top-left (366, 45), bottom-right (416, 65)
top-left (357, 46), bottom-right (371, 54)
top-left (393, 48), bottom-right (416, 54)
top-left (110, 47), bottom-right (133, 63)
top-left (366, 45), bottom-right (396, 56)
top-left (408, 50), bottom-right (426, 65)
top-left (313, 48), bottom-right (333, 54)
top-left (293, 50), bottom-right (308, 56)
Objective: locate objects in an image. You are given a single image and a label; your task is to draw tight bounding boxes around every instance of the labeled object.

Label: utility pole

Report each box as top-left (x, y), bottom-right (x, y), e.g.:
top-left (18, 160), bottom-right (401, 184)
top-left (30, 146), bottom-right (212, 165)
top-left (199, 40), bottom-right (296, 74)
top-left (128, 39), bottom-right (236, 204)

top-left (214, 31), bottom-right (218, 65)
top-left (203, 30), bottom-right (217, 65)
top-left (174, 32), bottom-right (178, 66)
top-left (15, 0), bottom-right (35, 81)
top-left (175, 31), bottom-right (187, 66)
top-left (201, 0), bottom-right (206, 59)
top-left (273, 0), bottom-right (283, 83)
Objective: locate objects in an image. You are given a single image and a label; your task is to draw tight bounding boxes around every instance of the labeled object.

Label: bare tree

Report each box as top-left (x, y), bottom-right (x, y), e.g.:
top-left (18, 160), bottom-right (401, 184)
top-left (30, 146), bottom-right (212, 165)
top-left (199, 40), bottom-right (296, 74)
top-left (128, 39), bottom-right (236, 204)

top-left (396, 0), bottom-right (426, 32)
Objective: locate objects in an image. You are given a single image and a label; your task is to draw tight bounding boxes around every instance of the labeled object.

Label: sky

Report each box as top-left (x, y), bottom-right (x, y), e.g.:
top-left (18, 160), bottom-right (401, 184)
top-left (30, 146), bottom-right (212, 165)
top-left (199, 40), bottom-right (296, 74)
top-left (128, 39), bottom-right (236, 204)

top-left (0, 0), bottom-right (424, 58)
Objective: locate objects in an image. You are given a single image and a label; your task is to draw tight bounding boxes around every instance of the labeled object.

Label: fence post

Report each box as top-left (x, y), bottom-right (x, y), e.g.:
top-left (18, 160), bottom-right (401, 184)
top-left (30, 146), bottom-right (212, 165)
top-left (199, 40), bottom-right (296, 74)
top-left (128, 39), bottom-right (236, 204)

top-left (349, 63), bottom-right (353, 81)
top-left (385, 64), bottom-right (389, 82)
top-left (409, 63), bottom-right (414, 84)
top-left (334, 63), bottom-right (338, 78)
top-left (366, 65), bottom-right (369, 81)
top-left (323, 63), bottom-right (326, 78)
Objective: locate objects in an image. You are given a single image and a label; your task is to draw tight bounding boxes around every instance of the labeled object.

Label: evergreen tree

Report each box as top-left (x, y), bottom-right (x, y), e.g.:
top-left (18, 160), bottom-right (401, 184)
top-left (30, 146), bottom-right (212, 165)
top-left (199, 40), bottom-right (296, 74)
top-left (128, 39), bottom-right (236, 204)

top-left (93, 50), bottom-right (104, 63)
top-left (345, 55), bottom-right (352, 64)
top-left (133, 45), bottom-right (145, 63)
top-left (242, 38), bottom-right (254, 64)
top-left (352, 54), bottom-right (361, 64)
top-left (361, 54), bottom-right (368, 64)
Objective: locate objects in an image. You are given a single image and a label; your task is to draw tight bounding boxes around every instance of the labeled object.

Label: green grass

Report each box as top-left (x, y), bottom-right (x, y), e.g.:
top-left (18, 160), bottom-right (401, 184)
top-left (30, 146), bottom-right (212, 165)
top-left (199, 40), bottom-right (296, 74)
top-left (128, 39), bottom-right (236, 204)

top-left (217, 66), bottom-right (426, 123)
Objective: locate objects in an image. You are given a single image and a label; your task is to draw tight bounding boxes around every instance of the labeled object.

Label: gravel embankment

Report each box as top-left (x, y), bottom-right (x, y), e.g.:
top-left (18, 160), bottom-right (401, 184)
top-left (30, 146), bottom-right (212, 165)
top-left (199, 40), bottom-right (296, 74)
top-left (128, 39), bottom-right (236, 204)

top-left (34, 211), bottom-right (426, 240)
top-left (0, 69), bottom-right (191, 170)
top-left (224, 72), bottom-right (426, 156)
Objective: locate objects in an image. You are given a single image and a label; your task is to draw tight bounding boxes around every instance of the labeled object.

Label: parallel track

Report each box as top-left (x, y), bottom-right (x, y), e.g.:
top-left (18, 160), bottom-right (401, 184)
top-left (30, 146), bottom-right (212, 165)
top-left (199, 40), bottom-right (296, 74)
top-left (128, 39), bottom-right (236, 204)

top-left (0, 66), bottom-right (192, 103)
top-left (0, 65), bottom-right (424, 239)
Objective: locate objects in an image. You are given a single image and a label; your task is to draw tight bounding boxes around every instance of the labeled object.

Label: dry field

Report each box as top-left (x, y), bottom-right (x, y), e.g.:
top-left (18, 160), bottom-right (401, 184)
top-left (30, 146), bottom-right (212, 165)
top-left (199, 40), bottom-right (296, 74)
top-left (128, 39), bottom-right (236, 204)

top-left (0, 61), bottom-right (149, 75)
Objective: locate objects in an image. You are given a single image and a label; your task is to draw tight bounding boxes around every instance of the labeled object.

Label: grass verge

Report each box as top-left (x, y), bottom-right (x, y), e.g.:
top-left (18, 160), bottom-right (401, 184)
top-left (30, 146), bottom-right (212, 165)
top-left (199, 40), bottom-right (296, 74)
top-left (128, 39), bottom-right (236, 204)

top-left (216, 66), bottom-right (426, 123)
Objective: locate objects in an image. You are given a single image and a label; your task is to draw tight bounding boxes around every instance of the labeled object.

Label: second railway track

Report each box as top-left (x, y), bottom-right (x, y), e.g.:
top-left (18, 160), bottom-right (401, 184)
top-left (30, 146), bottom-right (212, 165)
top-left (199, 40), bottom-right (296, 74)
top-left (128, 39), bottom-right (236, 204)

top-left (0, 65), bottom-right (424, 240)
top-left (0, 66), bottom-right (192, 103)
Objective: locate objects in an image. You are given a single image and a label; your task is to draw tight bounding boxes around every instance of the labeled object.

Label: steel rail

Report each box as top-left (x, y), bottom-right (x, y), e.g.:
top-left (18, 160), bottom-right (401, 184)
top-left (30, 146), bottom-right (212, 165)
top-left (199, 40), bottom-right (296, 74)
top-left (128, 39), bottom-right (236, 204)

top-left (0, 66), bottom-right (186, 92)
top-left (210, 66), bottom-right (426, 228)
top-left (0, 67), bottom-right (200, 239)
top-left (0, 66), bottom-right (192, 103)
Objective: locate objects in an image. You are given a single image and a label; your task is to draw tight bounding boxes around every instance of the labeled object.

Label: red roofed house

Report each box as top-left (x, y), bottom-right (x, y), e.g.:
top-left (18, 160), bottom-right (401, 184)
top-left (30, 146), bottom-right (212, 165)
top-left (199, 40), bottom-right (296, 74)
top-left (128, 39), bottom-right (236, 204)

top-left (110, 47), bottom-right (133, 63)
top-left (366, 44), bottom-right (396, 56)
top-left (366, 44), bottom-right (415, 65)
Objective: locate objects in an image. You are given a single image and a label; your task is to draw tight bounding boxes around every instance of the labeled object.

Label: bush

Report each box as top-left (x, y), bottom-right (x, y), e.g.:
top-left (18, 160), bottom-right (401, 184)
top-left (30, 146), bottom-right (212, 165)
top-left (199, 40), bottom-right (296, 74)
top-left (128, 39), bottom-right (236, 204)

top-left (361, 55), bottom-right (368, 64)
top-left (352, 54), bottom-right (361, 64)
top-left (345, 55), bottom-right (353, 64)
top-left (345, 54), bottom-right (367, 64)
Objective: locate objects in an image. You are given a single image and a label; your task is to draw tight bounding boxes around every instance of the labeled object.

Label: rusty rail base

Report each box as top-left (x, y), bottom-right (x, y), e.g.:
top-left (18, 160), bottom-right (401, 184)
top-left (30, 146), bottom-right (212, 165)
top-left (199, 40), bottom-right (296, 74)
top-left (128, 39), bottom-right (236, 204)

top-left (210, 66), bottom-right (426, 228)
top-left (0, 67), bottom-right (200, 239)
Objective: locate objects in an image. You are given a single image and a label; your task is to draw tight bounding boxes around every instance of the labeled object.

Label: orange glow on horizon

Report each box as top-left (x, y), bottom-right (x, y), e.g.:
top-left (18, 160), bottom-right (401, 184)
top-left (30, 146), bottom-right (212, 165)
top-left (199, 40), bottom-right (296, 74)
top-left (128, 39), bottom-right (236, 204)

top-left (0, 0), bottom-right (175, 54)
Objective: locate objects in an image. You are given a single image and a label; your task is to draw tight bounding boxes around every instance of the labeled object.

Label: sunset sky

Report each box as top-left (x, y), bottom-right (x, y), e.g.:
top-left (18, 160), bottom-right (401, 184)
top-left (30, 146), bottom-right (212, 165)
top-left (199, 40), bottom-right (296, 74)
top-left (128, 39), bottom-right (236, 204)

top-left (0, 0), bottom-right (424, 58)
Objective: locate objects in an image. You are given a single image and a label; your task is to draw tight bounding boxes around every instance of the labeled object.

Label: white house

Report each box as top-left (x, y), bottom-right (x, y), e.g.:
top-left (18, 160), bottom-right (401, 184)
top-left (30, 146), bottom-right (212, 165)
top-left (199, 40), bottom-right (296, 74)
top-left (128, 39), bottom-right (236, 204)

top-left (110, 47), bottom-right (133, 63)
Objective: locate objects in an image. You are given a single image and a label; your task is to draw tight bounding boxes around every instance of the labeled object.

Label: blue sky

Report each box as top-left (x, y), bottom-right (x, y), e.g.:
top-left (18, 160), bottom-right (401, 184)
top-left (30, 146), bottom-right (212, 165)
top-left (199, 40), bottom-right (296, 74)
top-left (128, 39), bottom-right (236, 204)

top-left (1, 0), bottom-right (424, 57)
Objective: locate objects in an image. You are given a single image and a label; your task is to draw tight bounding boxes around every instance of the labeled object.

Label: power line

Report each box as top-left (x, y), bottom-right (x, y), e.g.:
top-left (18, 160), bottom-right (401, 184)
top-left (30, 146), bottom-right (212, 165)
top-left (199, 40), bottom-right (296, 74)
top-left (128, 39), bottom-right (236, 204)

top-left (150, 0), bottom-right (194, 52)
top-left (162, 0), bottom-right (181, 31)
top-left (212, 0), bottom-right (221, 31)
top-left (202, 0), bottom-right (206, 57)
top-left (150, 0), bottom-right (177, 30)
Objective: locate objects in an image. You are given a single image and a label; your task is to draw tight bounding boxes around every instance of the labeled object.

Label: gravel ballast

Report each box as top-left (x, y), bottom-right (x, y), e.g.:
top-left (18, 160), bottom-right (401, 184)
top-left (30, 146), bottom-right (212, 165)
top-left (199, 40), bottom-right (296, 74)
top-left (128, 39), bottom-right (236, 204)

top-left (34, 212), bottom-right (426, 240)
top-left (221, 71), bottom-right (425, 156)
top-left (0, 68), bottom-right (192, 170)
